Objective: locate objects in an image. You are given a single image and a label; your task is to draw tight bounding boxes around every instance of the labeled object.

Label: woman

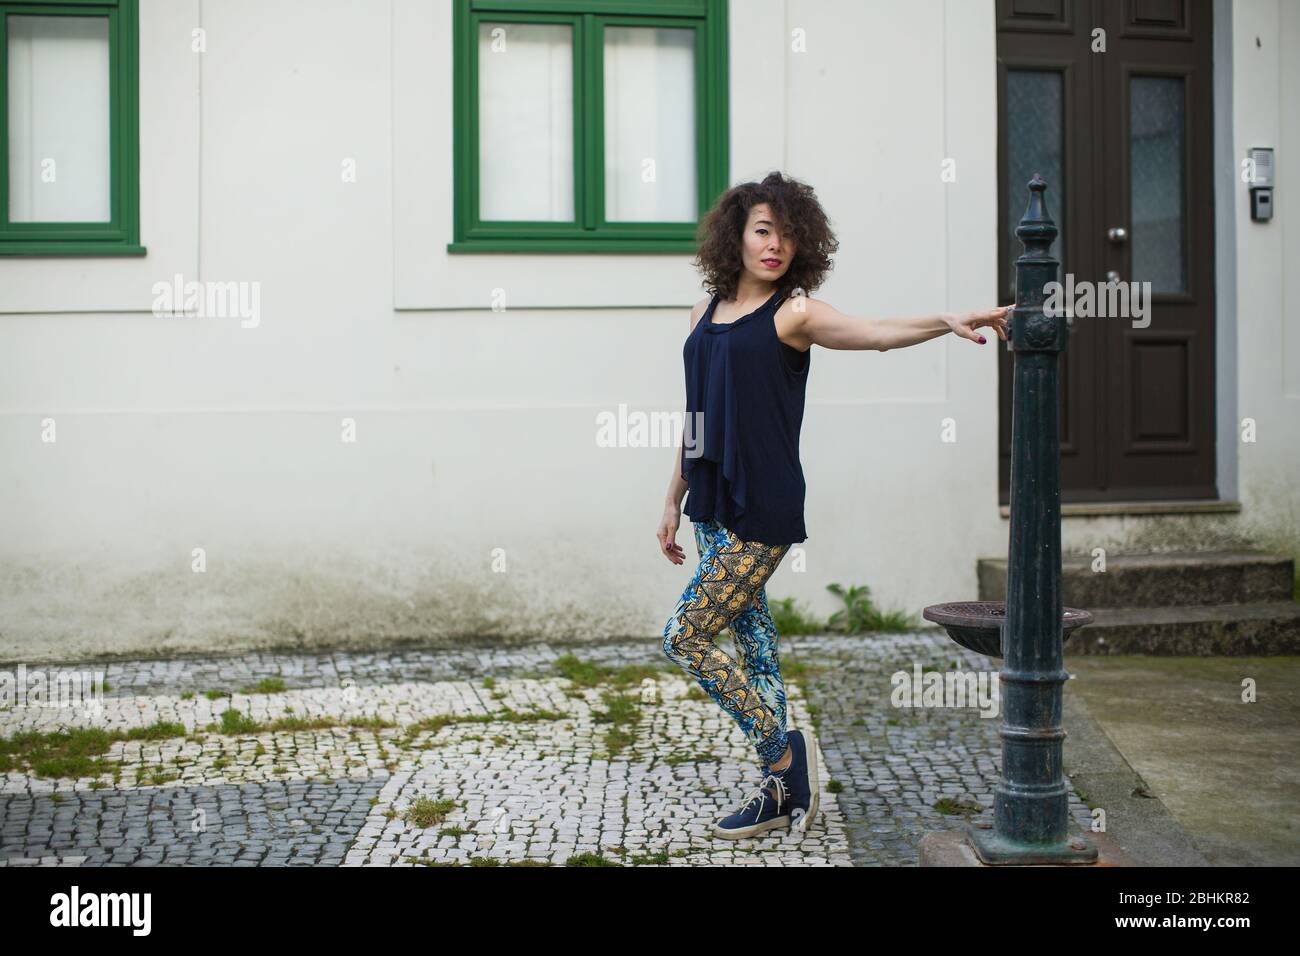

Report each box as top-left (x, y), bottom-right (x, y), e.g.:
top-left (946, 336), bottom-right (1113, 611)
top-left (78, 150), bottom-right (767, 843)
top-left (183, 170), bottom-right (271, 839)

top-left (657, 171), bottom-right (1010, 841)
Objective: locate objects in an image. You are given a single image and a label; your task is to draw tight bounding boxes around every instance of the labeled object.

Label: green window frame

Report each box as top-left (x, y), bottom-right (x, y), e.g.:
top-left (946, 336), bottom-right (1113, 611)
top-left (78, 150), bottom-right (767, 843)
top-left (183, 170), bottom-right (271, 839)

top-left (0, 0), bottom-right (142, 256)
top-left (450, 0), bottom-right (728, 254)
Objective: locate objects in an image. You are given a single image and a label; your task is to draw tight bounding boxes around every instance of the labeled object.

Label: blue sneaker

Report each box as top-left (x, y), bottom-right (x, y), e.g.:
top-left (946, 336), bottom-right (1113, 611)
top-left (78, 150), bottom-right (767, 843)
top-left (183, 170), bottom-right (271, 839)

top-left (774, 728), bottom-right (820, 835)
top-left (712, 771), bottom-right (790, 840)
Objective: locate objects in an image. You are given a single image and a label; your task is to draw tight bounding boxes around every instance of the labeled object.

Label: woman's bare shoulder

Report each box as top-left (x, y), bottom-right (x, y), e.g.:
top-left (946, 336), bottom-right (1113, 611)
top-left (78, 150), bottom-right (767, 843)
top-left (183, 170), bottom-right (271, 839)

top-left (688, 295), bottom-right (712, 333)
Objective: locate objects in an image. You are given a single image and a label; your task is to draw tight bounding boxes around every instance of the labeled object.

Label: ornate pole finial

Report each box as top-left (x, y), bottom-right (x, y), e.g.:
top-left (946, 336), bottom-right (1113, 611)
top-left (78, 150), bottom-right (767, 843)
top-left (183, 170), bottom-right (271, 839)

top-left (1015, 174), bottom-right (1058, 255)
top-left (1012, 176), bottom-right (1065, 353)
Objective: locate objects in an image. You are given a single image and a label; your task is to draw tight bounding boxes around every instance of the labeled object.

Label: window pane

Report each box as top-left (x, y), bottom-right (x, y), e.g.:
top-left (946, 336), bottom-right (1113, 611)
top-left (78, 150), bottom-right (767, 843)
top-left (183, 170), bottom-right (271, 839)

top-left (1130, 76), bottom-right (1185, 293)
top-left (478, 21), bottom-right (574, 222)
top-left (603, 25), bottom-right (695, 223)
top-left (1005, 70), bottom-right (1065, 294)
top-left (7, 15), bottom-right (111, 223)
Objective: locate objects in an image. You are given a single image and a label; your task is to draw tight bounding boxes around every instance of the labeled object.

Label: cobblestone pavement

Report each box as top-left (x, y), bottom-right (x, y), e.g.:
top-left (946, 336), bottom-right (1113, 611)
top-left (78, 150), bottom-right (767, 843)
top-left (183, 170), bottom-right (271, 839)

top-left (0, 632), bottom-right (1095, 866)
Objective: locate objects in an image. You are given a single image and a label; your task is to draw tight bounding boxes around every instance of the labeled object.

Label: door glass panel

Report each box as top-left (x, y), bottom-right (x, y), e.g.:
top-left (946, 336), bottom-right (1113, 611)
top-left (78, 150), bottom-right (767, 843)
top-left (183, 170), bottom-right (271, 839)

top-left (478, 21), bottom-right (574, 222)
top-left (603, 25), bottom-right (696, 223)
top-left (1129, 75), bottom-right (1185, 293)
top-left (1005, 70), bottom-right (1065, 295)
top-left (7, 15), bottom-right (111, 223)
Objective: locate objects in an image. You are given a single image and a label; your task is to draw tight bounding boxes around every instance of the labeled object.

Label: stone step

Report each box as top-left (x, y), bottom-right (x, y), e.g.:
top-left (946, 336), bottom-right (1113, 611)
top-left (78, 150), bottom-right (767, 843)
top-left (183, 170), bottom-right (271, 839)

top-left (1062, 602), bottom-right (1300, 655)
top-left (978, 550), bottom-right (1296, 609)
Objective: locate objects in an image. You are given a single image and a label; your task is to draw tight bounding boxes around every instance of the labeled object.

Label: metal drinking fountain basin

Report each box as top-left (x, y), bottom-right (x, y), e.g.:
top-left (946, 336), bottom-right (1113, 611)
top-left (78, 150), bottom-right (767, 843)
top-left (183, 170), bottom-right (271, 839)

top-left (922, 601), bottom-right (1094, 659)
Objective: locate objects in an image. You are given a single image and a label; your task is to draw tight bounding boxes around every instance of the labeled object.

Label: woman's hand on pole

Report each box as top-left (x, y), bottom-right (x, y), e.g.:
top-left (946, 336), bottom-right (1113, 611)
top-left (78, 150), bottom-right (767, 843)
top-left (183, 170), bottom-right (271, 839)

top-left (946, 305), bottom-right (1012, 344)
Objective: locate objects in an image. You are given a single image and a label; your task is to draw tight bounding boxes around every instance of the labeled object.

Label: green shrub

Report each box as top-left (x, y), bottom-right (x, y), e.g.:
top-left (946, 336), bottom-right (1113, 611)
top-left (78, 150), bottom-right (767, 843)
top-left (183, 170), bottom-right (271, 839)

top-left (767, 596), bottom-right (825, 635)
top-left (826, 583), bottom-right (917, 633)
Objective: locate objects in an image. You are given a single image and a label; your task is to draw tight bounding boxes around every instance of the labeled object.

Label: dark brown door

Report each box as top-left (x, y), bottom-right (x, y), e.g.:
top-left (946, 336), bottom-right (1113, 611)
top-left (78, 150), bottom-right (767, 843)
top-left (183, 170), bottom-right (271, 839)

top-left (996, 0), bottom-right (1216, 504)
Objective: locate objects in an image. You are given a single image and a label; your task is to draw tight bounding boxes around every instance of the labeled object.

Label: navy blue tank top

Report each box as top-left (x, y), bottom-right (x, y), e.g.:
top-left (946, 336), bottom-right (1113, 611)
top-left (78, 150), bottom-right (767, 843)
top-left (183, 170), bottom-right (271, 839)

top-left (679, 288), bottom-right (811, 545)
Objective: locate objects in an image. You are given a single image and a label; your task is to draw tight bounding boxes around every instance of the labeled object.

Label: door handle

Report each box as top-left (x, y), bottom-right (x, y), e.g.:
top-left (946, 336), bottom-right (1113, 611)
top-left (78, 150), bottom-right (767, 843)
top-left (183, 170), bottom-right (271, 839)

top-left (1107, 227), bottom-right (1128, 243)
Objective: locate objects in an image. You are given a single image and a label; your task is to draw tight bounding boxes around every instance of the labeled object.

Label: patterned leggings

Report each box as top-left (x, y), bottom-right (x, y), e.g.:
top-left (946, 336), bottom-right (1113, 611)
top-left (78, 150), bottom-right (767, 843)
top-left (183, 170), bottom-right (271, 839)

top-left (662, 517), bottom-right (792, 769)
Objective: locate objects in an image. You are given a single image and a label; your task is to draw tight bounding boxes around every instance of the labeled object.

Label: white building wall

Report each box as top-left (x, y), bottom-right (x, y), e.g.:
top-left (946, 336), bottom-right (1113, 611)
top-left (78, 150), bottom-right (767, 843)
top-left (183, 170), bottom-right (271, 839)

top-left (0, 0), bottom-right (1293, 661)
top-left (1229, 0), bottom-right (1300, 556)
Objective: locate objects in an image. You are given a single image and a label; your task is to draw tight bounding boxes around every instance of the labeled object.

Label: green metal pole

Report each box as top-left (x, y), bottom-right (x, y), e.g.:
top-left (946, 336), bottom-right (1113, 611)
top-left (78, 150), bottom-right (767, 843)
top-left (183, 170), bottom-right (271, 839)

top-left (965, 176), bottom-right (1097, 864)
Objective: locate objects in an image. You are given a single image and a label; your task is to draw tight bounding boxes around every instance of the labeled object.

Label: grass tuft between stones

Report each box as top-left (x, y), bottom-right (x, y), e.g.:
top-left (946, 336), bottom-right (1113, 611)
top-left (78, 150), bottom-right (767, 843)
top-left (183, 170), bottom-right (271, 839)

top-left (0, 703), bottom-right (572, 782)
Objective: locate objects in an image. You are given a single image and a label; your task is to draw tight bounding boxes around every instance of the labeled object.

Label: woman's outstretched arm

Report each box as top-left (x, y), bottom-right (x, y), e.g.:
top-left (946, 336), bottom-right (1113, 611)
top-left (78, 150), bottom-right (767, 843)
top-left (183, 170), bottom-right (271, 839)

top-left (787, 297), bottom-right (1011, 352)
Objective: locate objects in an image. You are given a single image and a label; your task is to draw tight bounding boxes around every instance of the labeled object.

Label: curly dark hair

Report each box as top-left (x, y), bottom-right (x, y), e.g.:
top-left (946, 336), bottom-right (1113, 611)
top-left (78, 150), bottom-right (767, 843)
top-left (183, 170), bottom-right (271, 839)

top-left (692, 170), bottom-right (839, 301)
